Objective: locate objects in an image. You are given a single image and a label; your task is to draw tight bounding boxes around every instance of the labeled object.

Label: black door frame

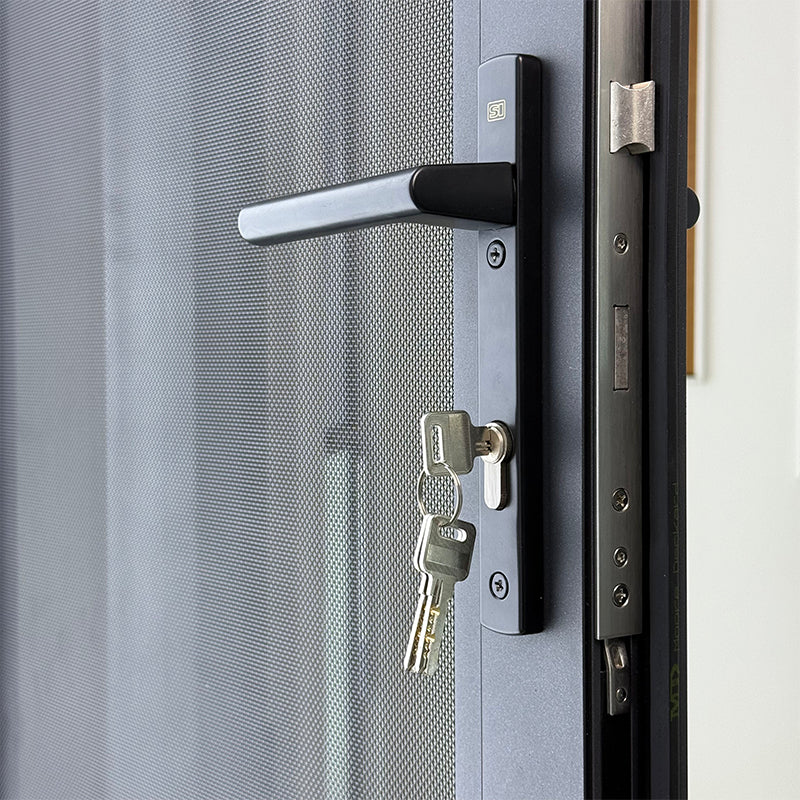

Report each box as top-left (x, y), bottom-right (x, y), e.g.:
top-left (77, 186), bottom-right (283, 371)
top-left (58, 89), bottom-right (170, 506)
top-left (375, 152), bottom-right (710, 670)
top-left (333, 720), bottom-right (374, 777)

top-left (454, 2), bottom-right (689, 797)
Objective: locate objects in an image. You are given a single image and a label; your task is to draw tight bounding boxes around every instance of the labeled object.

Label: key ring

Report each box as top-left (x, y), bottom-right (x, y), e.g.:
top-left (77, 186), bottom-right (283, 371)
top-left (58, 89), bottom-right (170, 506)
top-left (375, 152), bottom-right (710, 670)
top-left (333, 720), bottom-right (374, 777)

top-left (416, 463), bottom-right (463, 527)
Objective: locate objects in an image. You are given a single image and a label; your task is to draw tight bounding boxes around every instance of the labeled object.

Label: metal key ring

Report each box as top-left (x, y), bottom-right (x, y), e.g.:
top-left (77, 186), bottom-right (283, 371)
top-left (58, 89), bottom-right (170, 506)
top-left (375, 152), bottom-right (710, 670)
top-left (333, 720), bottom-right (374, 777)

top-left (416, 463), bottom-right (463, 527)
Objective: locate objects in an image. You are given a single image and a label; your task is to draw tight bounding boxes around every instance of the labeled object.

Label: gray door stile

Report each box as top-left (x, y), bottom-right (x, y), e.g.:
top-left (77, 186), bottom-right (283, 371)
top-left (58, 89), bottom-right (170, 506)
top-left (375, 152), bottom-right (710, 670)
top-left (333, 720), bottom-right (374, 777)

top-left (454, 1), bottom-right (588, 797)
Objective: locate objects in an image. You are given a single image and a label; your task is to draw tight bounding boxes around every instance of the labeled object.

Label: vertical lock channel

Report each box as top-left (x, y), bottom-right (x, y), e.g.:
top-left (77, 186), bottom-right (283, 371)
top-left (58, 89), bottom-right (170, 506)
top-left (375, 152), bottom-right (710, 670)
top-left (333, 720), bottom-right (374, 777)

top-left (588, 1), bottom-right (652, 795)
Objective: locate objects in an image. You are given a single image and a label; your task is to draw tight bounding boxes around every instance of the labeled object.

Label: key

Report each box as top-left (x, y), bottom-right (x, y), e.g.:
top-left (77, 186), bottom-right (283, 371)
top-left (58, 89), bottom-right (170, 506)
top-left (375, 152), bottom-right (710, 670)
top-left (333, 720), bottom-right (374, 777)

top-left (420, 410), bottom-right (513, 510)
top-left (407, 514), bottom-right (476, 674)
top-left (404, 514), bottom-right (476, 676)
top-left (420, 411), bottom-right (490, 476)
top-left (404, 520), bottom-right (436, 674)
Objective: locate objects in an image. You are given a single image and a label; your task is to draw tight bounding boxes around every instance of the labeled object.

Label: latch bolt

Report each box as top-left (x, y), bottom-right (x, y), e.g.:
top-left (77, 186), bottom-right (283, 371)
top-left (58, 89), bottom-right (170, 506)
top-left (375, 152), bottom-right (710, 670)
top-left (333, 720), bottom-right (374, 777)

top-left (609, 79), bottom-right (656, 155)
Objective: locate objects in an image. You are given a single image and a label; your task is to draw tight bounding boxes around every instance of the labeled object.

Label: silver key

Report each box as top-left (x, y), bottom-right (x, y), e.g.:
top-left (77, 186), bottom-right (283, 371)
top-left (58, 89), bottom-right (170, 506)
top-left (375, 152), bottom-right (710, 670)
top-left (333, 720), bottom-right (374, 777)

top-left (420, 411), bottom-right (490, 476)
top-left (405, 521), bottom-right (437, 675)
top-left (420, 411), bottom-right (513, 510)
top-left (404, 514), bottom-right (476, 676)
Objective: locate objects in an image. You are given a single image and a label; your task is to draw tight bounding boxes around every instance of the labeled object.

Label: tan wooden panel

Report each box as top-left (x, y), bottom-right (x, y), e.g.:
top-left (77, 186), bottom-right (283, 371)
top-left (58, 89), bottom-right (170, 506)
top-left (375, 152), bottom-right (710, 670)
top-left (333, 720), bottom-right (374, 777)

top-left (687, 0), bottom-right (698, 374)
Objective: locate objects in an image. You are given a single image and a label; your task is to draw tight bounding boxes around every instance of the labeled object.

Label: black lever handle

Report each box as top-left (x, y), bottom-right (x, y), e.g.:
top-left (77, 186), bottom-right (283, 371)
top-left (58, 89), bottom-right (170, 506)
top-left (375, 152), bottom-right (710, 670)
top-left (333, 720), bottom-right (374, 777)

top-left (238, 162), bottom-right (515, 246)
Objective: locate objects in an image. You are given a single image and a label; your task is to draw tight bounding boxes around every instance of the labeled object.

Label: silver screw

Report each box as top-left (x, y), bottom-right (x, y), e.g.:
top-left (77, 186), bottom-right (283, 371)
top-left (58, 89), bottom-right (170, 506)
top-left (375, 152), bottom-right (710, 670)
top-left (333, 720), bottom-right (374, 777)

top-left (612, 583), bottom-right (629, 607)
top-left (490, 571), bottom-right (508, 599)
top-left (616, 687), bottom-right (628, 703)
top-left (487, 239), bottom-right (506, 268)
top-left (613, 233), bottom-right (629, 254)
top-left (613, 547), bottom-right (628, 567)
top-left (611, 488), bottom-right (629, 512)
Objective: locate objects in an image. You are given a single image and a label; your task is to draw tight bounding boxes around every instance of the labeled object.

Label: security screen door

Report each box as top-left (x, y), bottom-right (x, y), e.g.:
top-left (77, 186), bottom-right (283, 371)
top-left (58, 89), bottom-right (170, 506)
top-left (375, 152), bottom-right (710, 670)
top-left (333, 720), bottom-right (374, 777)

top-left (0, 1), bottom-right (689, 799)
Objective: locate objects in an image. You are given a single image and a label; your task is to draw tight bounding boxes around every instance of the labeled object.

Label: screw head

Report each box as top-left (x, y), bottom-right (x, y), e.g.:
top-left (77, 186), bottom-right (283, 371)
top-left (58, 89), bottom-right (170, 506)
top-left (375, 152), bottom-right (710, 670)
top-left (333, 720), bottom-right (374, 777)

top-left (612, 583), bottom-right (629, 607)
top-left (611, 487), bottom-right (629, 512)
top-left (613, 547), bottom-right (628, 567)
top-left (613, 233), bottom-right (629, 254)
top-left (487, 239), bottom-right (506, 268)
top-left (615, 687), bottom-right (628, 703)
top-left (489, 571), bottom-right (508, 599)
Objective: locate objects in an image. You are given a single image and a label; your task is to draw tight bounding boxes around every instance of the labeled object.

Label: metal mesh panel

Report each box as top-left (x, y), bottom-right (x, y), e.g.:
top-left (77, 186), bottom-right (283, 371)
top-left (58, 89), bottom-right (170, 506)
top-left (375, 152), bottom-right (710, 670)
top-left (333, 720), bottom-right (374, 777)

top-left (1, 1), bottom-right (455, 798)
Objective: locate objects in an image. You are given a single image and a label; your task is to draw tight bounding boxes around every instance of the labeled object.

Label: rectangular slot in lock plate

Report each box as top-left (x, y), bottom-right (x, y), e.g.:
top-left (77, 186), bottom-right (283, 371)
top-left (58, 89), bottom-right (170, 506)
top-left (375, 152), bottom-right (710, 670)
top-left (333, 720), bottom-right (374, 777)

top-left (614, 305), bottom-right (630, 391)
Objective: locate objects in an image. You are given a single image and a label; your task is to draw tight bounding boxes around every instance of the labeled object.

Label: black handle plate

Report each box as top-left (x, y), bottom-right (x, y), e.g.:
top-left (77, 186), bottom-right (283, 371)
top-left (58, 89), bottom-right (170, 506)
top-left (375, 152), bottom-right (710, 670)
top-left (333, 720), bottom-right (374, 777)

top-left (478, 54), bottom-right (543, 635)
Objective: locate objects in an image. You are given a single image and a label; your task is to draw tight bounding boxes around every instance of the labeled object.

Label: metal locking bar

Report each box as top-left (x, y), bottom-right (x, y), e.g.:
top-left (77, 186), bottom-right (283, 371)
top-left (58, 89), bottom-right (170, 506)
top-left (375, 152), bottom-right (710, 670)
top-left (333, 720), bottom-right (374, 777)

top-left (594, 0), bottom-right (655, 714)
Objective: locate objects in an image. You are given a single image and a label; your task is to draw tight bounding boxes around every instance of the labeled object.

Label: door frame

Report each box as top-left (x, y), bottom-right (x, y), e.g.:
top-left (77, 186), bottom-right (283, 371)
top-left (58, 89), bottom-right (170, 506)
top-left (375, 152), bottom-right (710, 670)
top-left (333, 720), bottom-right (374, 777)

top-left (453, 2), bottom-right (689, 797)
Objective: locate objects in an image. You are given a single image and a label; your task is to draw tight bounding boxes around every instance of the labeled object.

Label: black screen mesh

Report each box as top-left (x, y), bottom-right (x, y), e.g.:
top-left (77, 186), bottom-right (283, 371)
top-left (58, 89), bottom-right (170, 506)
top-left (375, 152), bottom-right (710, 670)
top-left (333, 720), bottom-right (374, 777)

top-left (0, 1), bottom-right (455, 797)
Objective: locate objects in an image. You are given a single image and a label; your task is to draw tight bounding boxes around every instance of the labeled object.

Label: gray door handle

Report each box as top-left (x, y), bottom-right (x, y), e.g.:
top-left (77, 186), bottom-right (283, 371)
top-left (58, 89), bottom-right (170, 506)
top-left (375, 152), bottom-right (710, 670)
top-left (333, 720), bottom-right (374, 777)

top-left (237, 162), bottom-right (514, 245)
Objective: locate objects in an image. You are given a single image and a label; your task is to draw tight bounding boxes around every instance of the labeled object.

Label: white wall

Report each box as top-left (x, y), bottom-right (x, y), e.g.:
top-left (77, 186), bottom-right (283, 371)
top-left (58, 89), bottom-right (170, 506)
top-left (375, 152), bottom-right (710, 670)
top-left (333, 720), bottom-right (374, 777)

top-left (687, 1), bottom-right (800, 797)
